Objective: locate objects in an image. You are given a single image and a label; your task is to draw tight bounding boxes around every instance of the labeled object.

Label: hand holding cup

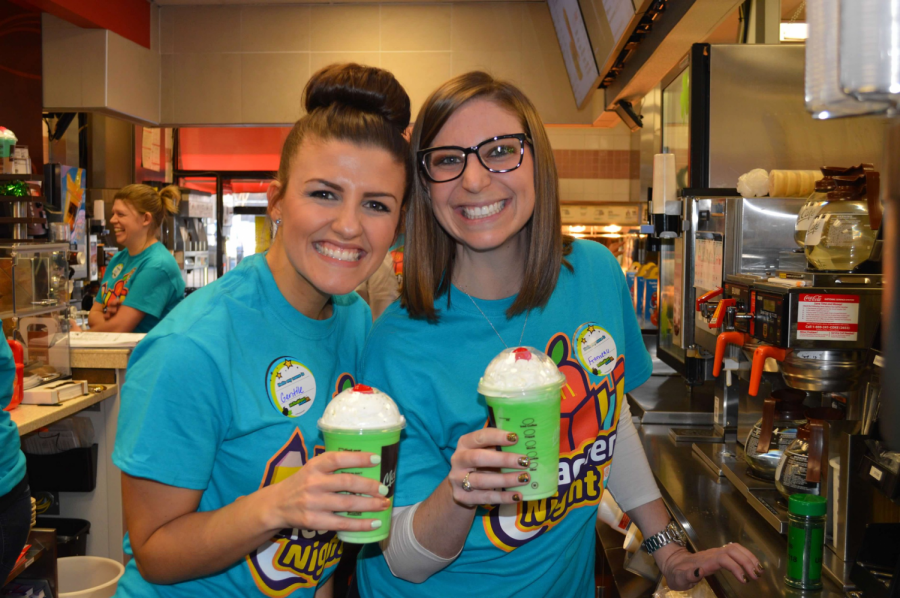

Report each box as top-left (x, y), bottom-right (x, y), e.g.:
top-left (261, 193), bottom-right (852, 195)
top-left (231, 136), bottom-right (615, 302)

top-left (448, 427), bottom-right (531, 507)
top-left (266, 450), bottom-right (389, 534)
top-left (318, 384), bottom-right (406, 543)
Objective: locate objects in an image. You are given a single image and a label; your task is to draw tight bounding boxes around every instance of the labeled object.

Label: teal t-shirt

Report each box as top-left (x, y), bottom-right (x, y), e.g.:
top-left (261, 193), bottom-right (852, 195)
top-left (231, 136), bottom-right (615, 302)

top-left (356, 240), bottom-right (652, 598)
top-left (99, 242), bottom-right (184, 333)
top-left (112, 253), bottom-right (372, 598)
top-left (0, 338), bottom-right (25, 496)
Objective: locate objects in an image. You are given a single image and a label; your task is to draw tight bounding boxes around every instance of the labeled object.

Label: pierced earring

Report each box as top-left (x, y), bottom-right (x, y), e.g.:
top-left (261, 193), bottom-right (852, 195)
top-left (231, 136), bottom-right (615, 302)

top-left (275, 218), bottom-right (282, 225)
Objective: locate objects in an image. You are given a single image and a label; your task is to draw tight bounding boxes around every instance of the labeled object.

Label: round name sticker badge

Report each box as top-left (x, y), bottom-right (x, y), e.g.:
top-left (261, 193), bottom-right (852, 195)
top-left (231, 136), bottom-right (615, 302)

top-left (111, 263), bottom-right (123, 279)
top-left (265, 357), bottom-right (317, 418)
top-left (573, 323), bottom-right (618, 377)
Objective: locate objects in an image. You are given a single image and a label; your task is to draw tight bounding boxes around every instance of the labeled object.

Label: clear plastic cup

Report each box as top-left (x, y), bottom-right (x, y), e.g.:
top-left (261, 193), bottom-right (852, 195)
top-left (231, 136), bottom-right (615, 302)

top-left (318, 384), bottom-right (405, 544)
top-left (478, 347), bottom-right (565, 501)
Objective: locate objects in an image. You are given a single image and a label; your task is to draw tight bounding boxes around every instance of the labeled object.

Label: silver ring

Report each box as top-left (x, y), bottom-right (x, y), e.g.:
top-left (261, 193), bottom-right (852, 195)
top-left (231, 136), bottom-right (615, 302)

top-left (461, 472), bottom-right (474, 492)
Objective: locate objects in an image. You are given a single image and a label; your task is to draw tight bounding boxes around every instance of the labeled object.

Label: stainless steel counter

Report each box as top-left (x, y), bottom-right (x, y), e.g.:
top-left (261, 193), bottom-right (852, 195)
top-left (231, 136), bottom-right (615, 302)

top-left (637, 422), bottom-right (846, 597)
top-left (627, 376), bottom-right (716, 425)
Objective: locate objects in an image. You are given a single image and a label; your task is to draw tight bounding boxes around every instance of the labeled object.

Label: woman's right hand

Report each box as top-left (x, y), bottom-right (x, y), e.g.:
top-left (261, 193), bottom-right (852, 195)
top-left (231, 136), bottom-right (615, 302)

top-left (447, 428), bottom-right (530, 507)
top-left (267, 451), bottom-right (390, 533)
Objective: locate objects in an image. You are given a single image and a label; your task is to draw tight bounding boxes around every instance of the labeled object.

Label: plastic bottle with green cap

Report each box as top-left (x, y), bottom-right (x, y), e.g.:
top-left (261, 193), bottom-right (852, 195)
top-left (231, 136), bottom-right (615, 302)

top-left (785, 494), bottom-right (827, 590)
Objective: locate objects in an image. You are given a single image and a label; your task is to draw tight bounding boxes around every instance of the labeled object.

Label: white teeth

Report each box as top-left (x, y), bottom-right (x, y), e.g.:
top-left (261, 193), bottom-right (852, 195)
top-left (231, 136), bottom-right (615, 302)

top-left (315, 243), bottom-right (361, 262)
top-left (462, 200), bottom-right (505, 220)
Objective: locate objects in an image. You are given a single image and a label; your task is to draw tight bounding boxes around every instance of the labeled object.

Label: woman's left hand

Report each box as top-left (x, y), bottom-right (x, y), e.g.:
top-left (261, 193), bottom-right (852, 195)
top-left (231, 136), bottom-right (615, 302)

top-left (104, 296), bottom-right (119, 320)
top-left (660, 543), bottom-right (763, 591)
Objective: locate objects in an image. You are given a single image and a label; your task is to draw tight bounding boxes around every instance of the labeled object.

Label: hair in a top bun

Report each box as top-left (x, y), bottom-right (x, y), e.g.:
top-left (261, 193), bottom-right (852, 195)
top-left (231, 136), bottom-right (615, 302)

top-left (272, 63), bottom-right (412, 207)
top-left (304, 63), bottom-right (410, 134)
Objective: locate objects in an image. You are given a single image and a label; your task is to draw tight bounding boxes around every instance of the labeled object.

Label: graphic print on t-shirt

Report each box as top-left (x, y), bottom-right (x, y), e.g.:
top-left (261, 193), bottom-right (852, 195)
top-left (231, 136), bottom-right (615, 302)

top-left (100, 267), bottom-right (134, 307)
top-left (266, 357), bottom-right (317, 418)
top-left (247, 429), bottom-right (342, 596)
top-left (483, 332), bottom-right (624, 552)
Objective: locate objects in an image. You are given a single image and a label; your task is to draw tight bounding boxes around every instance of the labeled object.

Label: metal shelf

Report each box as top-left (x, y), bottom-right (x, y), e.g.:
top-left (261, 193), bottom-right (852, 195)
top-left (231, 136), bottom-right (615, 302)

top-left (0, 174), bottom-right (40, 182)
top-left (0, 195), bottom-right (45, 202)
top-left (0, 304), bottom-right (68, 321)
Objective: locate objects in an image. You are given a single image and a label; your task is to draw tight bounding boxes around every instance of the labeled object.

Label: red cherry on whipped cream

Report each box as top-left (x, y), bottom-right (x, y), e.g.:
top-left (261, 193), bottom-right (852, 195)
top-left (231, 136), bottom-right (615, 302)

top-left (513, 347), bottom-right (532, 361)
top-left (352, 384), bottom-right (374, 393)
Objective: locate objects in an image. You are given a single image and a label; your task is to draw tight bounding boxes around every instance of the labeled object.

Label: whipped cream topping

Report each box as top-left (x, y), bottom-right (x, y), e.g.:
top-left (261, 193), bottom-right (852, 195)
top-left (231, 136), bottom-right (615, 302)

top-left (319, 384), bottom-right (405, 431)
top-left (478, 346), bottom-right (565, 397)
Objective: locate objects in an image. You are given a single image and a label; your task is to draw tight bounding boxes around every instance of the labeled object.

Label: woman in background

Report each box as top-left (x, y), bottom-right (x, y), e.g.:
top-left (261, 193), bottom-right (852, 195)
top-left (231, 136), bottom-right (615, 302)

top-left (86, 184), bottom-right (184, 333)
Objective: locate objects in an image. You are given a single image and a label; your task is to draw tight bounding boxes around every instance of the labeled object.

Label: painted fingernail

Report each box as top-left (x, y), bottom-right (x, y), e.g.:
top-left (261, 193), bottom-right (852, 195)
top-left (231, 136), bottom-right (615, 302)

top-left (370, 455), bottom-right (381, 465)
top-left (370, 520), bottom-right (382, 529)
top-left (507, 433), bottom-right (518, 443)
top-left (741, 574), bottom-right (747, 583)
top-left (378, 484), bottom-right (389, 496)
top-left (512, 494), bottom-right (522, 502)
top-left (518, 456), bottom-right (530, 467)
top-left (517, 473), bottom-right (530, 483)
top-left (694, 568), bottom-right (701, 579)
top-left (757, 563), bottom-right (764, 572)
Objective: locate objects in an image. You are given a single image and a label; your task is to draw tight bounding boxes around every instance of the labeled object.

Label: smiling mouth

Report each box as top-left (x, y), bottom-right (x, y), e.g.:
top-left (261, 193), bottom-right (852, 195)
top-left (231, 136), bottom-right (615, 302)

top-left (314, 242), bottom-right (362, 262)
top-left (461, 199), bottom-right (507, 220)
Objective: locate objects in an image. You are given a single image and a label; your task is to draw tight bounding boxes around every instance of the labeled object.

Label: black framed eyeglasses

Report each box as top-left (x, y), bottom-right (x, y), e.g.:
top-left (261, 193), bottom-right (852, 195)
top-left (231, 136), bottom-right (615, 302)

top-left (417, 133), bottom-right (532, 183)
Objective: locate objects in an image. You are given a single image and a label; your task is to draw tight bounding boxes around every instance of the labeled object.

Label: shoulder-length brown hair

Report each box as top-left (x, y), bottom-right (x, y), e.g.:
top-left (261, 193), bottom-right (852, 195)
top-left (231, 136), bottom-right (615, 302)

top-left (402, 71), bottom-right (571, 322)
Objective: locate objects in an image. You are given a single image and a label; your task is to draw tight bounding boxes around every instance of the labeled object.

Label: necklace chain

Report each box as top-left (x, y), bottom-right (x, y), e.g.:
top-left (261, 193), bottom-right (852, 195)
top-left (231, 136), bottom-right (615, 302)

top-left (461, 289), bottom-right (528, 349)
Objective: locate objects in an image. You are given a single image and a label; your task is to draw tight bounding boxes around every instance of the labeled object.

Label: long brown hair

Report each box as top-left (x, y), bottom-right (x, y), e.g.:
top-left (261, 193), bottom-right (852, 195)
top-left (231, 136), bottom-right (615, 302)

top-left (402, 71), bottom-right (571, 322)
top-left (271, 63), bottom-right (411, 207)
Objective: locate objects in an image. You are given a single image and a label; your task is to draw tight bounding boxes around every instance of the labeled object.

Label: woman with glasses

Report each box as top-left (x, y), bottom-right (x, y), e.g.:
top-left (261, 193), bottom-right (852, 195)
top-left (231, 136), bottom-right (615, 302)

top-left (353, 72), bottom-right (762, 596)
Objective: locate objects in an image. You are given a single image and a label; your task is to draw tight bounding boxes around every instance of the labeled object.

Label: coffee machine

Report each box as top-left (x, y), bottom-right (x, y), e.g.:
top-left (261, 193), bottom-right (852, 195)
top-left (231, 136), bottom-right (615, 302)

top-left (656, 192), bottom-right (804, 443)
top-left (692, 174), bottom-right (887, 589)
top-left (160, 189), bottom-right (212, 291)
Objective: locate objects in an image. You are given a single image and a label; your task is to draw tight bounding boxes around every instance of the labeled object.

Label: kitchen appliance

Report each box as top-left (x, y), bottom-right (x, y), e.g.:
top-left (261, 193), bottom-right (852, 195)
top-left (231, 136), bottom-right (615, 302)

top-left (658, 44), bottom-right (884, 193)
top-left (0, 242), bottom-right (72, 389)
top-left (161, 188), bottom-right (212, 291)
top-left (658, 193), bottom-right (803, 444)
top-left (745, 272), bottom-right (881, 400)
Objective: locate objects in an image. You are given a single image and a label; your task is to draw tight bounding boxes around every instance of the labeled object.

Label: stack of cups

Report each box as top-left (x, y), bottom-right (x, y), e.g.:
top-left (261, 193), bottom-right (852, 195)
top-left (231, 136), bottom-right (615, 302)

top-left (767, 170), bottom-right (823, 198)
top-left (805, 0), bottom-right (889, 118)
top-left (478, 347), bottom-right (565, 501)
top-left (318, 384), bottom-right (406, 543)
top-left (840, 0), bottom-right (900, 105)
top-left (651, 154), bottom-right (678, 216)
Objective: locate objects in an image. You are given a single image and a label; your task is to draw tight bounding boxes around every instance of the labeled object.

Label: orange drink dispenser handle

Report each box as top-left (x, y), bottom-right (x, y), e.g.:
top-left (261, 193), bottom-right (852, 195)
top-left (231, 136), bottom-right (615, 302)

top-left (696, 287), bottom-right (723, 312)
top-left (5, 340), bottom-right (24, 412)
top-left (749, 345), bottom-right (789, 396)
top-left (708, 298), bottom-right (736, 329)
top-left (713, 331), bottom-right (750, 377)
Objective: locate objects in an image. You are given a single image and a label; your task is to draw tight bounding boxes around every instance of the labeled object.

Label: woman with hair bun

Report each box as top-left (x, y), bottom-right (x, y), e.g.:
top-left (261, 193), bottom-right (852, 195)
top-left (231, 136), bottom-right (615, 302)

top-left (112, 63), bottom-right (411, 597)
top-left (86, 184), bottom-right (184, 333)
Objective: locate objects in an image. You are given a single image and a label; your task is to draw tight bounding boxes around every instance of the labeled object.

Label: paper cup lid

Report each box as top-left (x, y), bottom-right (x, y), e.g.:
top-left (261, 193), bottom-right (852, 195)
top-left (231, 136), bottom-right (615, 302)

top-left (477, 346), bottom-right (565, 398)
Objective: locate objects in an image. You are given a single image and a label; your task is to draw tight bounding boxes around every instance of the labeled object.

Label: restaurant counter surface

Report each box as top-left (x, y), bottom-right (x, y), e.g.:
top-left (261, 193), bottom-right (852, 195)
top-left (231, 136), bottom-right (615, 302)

top-left (11, 384), bottom-right (117, 436)
top-left (633, 421), bottom-right (845, 597)
top-left (71, 348), bottom-right (131, 370)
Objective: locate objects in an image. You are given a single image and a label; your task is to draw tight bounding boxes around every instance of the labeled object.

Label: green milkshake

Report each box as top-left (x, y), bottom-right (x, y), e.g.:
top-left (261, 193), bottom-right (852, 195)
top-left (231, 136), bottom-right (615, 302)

top-left (479, 346), bottom-right (565, 501)
top-left (318, 384), bottom-right (405, 544)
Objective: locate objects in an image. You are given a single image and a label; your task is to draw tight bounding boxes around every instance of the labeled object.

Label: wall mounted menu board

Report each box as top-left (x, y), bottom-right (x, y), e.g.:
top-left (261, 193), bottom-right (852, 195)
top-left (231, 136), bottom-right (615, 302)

top-left (548, 0), bottom-right (602, 108)
top-left (580, 0), bottom-right (638, 86)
